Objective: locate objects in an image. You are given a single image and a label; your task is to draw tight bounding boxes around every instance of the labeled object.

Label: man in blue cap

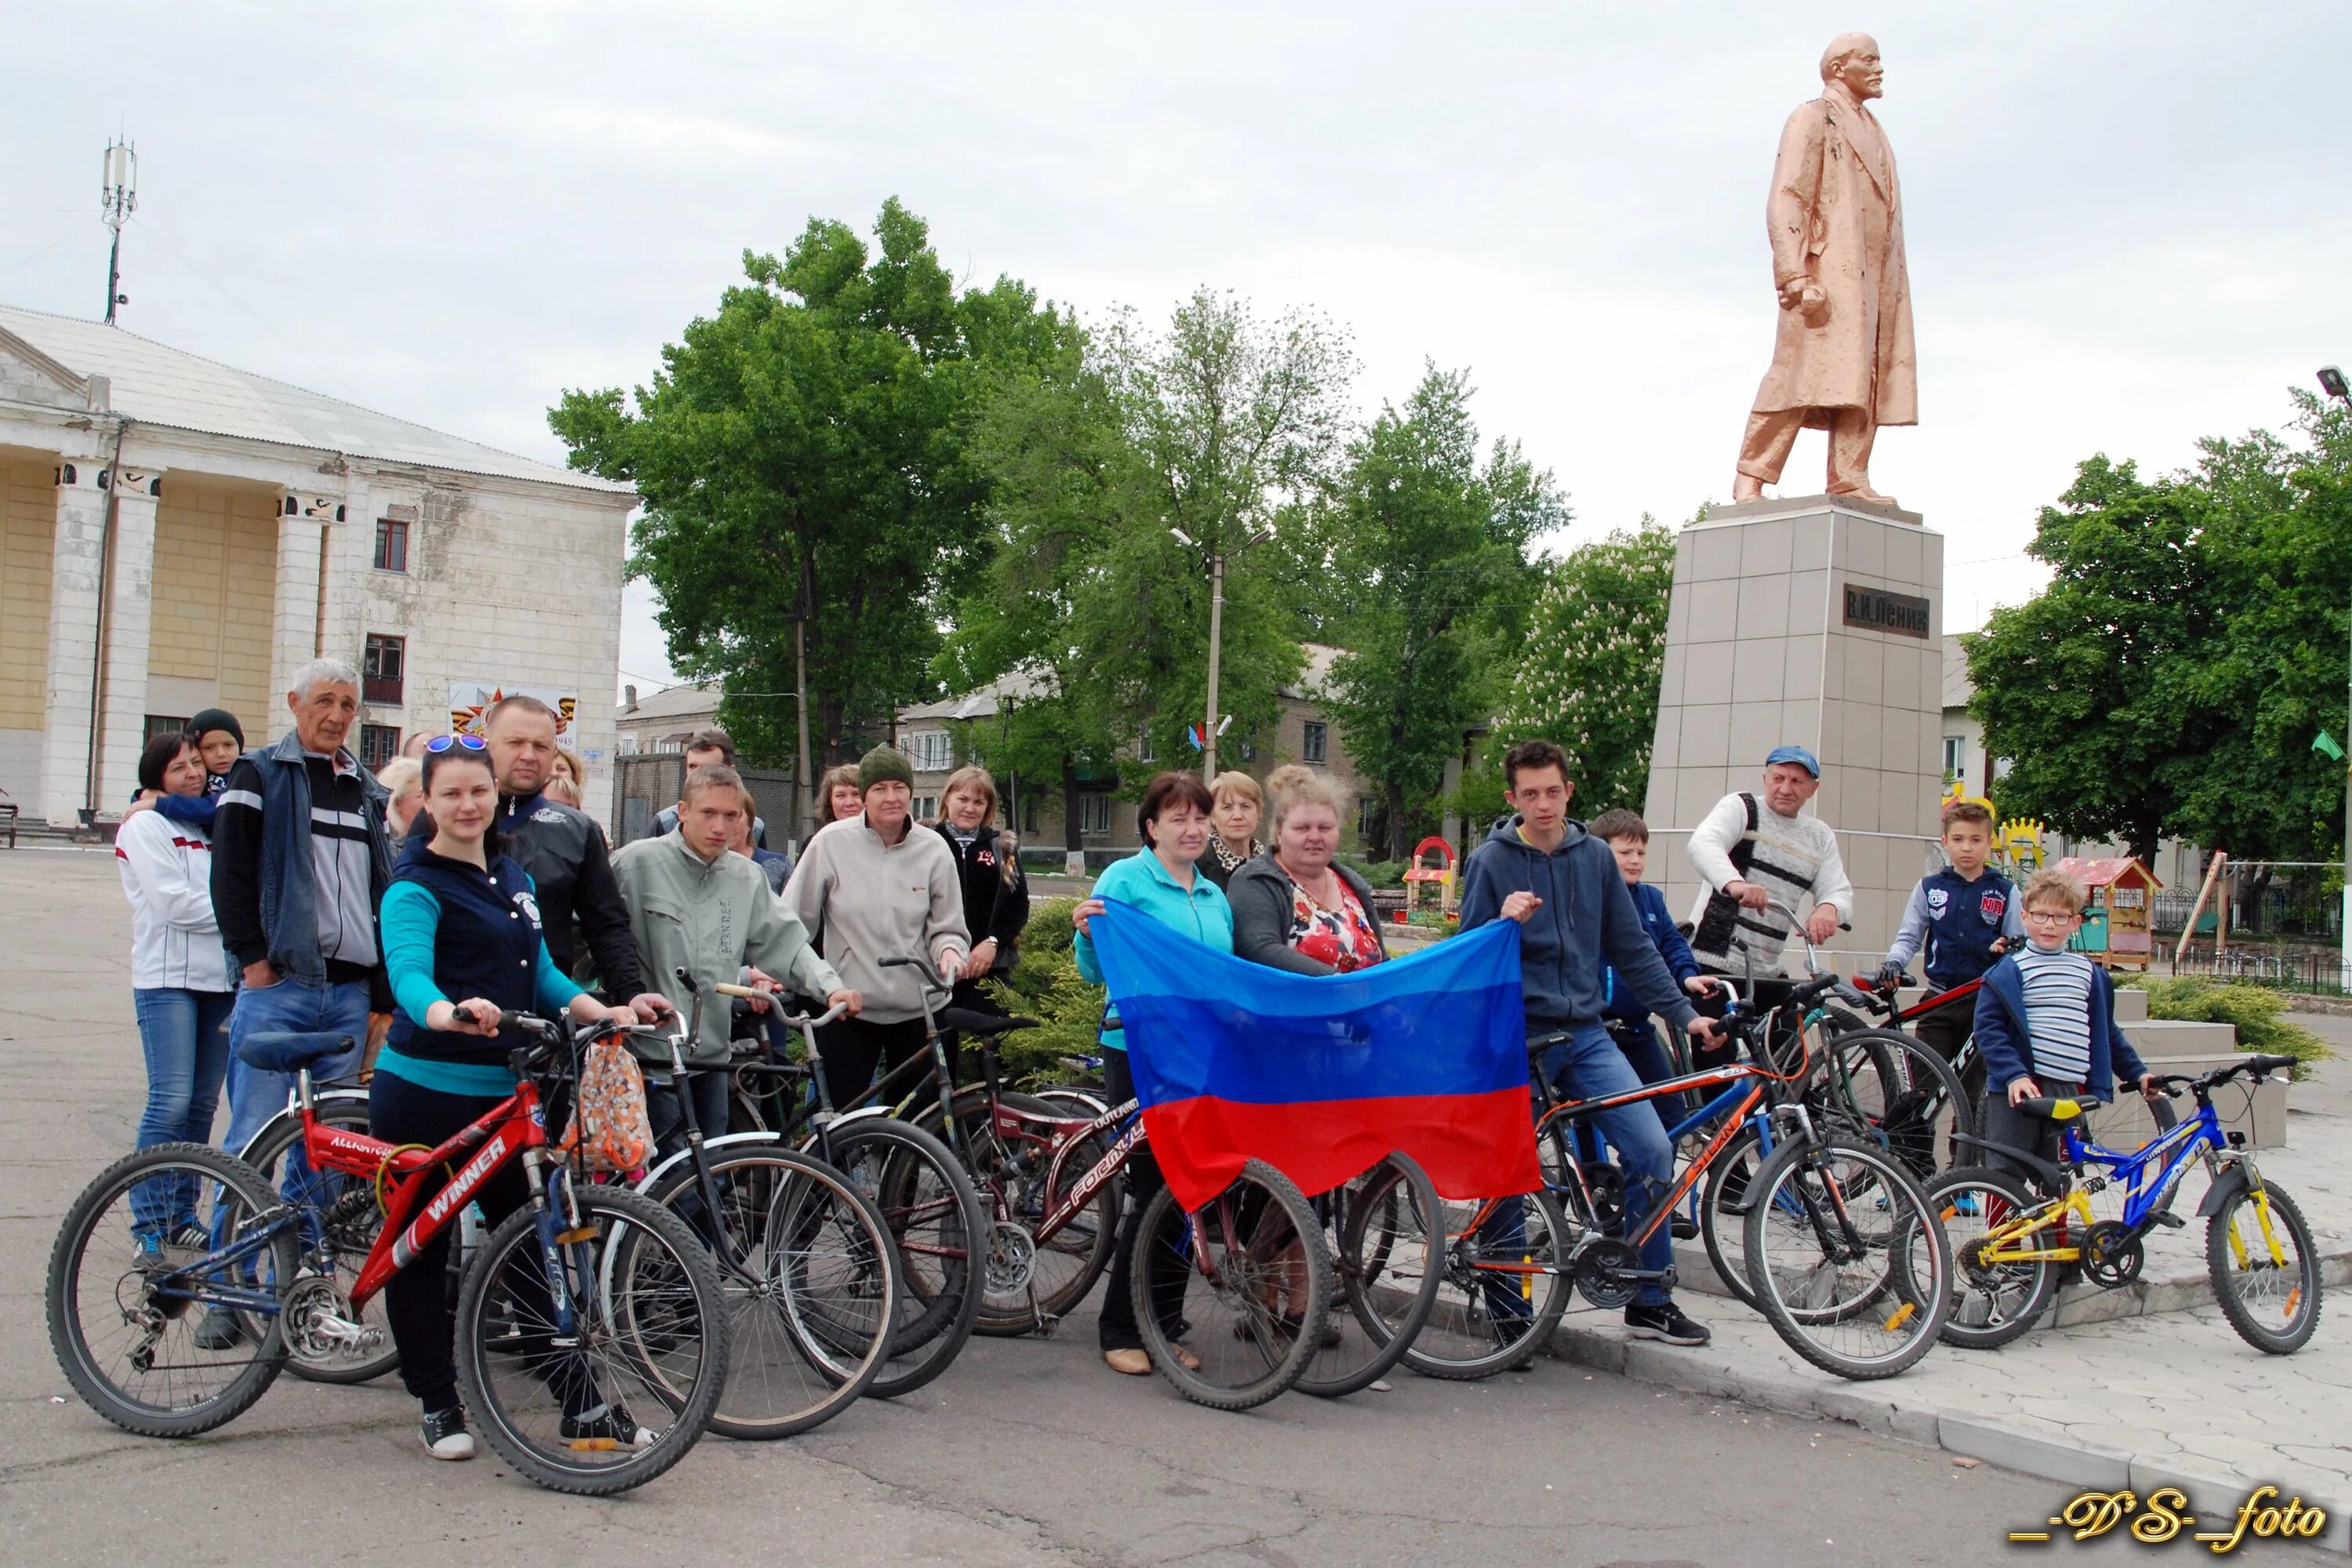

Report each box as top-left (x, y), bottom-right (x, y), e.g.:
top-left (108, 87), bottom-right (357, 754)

top-left (1685, 744), bottom-right (1853, 980)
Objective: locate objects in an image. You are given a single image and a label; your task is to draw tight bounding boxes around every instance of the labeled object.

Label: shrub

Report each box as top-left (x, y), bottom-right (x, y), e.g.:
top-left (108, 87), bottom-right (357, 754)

top-left (2118, 976), bottom-right (2333, 1076)
top-left (982, 896), bottom-right (1110, 1086)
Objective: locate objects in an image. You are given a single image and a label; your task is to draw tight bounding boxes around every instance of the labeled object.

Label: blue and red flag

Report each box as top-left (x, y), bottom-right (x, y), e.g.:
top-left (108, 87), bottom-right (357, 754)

top-left (1086, 901), bottom-right (1541, 1211)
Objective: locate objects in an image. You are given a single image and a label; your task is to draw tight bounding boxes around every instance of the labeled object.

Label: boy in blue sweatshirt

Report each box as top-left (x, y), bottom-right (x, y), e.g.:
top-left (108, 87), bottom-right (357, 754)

top-left (1589, 809), bottom-right (1722, 1094)
top-left (1459, 741), bottom-right (1721, 1347)
top-left (1879, 798), bottom-right (2024, 1066)
top-left (1972, 867), bottom-right (2158, 1186)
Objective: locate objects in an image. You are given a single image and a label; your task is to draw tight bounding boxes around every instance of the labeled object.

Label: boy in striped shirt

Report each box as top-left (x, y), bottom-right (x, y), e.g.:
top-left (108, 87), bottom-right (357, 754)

top-left (1971, 868), bottom-right (2159, 1185)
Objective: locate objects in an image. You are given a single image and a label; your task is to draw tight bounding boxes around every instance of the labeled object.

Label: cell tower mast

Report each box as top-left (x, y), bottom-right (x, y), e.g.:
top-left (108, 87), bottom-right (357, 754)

top-left (100, 139), bottom-right (136, 325)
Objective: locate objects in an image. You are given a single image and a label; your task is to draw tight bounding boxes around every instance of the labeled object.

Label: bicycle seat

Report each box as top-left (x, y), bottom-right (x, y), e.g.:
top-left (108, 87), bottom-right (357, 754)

top-left (236, 1031), bottom-right (358, 1073)
top-left (2013, 1096), bottom-right (2086, 1122)
top-left (937, 1007), bottom-right (1038, 1037)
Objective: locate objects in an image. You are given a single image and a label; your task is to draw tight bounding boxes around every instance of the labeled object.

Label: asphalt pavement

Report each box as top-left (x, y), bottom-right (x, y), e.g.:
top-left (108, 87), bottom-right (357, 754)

top-left (3, 845), bottom-right (2331, 1567)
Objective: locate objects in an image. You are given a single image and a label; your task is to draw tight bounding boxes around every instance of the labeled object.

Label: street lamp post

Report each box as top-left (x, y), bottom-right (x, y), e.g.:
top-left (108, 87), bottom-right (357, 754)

top-left (1171, 525), bottom-right (1269, 780)
top-left (2321, 365), bottom-right (2352, 988)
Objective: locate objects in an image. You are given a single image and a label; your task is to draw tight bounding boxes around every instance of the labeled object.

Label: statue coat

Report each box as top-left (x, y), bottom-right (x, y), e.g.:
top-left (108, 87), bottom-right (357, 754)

top-left (1748, 89), bottom-right (1917, 426)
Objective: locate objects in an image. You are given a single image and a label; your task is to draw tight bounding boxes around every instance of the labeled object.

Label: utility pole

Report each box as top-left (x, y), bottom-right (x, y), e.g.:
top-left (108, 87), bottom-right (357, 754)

top-left (2320, 366), bottom-right (2352, 988)
top-left (100, 139), bottom-right (136, 325)
top-left (1171, 524), bottom-right (1269, 782)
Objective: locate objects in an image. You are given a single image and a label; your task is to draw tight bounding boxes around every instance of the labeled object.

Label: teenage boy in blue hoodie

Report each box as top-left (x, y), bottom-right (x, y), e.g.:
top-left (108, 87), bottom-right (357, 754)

top-left (1972, 867), bottom-right (2159, 1187)
top-left (1459, 740), bottom-right (1722, 1347)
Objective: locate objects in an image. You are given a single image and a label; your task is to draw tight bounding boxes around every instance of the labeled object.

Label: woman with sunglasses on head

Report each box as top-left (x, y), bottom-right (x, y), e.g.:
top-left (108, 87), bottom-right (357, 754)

top-left (370, 734), bottom-right (640, 1463)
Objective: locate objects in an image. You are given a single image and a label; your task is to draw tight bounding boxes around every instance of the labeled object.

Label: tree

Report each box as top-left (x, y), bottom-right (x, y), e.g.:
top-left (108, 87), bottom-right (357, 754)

top-left (550, 199), bottom-right (1072, 818)
top-left (1321, 365), bottom-right (1562, 857)
top-left (1486, 517), bottom-right (1678, 819)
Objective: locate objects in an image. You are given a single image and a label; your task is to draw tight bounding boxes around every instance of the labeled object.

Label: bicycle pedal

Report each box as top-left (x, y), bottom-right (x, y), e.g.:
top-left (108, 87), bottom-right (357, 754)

top-left (565, 1437), bottom-right (622, 1452)
top-left (2151, 1211), bottom-right (2185, 1229)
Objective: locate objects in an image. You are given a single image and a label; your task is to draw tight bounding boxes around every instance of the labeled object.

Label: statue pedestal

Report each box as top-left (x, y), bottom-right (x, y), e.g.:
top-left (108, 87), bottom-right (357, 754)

top-left (1640, 495), bottom-right (1946, 964)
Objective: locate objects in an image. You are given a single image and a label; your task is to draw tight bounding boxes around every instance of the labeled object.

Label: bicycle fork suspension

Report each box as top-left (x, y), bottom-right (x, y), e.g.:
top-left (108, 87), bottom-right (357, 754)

top-left (527, 1151), bottom-right (584, 1344)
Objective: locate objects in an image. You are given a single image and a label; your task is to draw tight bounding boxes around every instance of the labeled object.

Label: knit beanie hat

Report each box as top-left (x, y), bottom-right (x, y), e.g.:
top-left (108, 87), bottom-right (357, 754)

top-left (858, 743), bottom-right (915, 793)
top-left (187, 708), bottom-right (245, 751)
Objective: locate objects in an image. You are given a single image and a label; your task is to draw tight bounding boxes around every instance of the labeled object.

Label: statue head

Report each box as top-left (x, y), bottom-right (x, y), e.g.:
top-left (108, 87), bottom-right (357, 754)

top-left (1819, 33), bottom-right (1884, 100)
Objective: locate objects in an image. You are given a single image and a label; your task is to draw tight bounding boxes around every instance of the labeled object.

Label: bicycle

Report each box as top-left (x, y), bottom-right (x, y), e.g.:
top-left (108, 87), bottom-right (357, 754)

top-left (1928, 1053), bottom-right (2321, 1354)
top-left (638, 976), bottom-right (985, 1406)
top-left (47, 1011), bottom-right (729, 1494)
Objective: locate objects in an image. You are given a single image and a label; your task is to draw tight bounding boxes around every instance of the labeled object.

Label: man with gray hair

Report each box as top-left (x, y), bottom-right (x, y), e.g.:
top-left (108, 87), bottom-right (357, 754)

top-left (202, 657), bottom-right (394, 1347)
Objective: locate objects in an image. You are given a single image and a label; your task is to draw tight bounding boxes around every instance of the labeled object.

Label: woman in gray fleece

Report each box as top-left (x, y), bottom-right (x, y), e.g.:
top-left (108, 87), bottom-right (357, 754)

top-left (1228, 764), bottom-right (1391, 976)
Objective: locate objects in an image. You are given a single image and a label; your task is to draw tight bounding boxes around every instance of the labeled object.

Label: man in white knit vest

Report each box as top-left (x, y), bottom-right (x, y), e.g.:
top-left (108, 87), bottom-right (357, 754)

top-left (1685, 745), bottom-right (1853, 982)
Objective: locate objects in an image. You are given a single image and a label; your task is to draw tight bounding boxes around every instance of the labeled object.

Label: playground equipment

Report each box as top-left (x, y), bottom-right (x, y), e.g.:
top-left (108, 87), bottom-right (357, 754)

top-left (2056, 855), bottom-right (2161, 972)
top-left (1996, 816), bottom-right (2046, 877)
top-left (1401, 836), bottom-right (1457, 924)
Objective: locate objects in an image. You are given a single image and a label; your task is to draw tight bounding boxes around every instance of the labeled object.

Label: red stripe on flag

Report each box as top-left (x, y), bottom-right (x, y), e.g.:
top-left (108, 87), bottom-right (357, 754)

top-left (1140, 1087), bottom-right (1540, 1214)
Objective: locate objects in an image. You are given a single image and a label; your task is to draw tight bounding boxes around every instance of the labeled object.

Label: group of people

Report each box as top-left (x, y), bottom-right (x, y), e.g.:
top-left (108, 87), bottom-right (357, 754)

top-left (111, 661), bottom-right (1027, 1461)
top-left (114, 659), bottom-right (2157, 1453)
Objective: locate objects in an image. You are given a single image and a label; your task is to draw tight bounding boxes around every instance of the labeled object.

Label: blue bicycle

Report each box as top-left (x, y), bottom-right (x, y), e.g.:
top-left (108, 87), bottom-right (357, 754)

top-left (1926, 1053), bottom-right (2320, 1353)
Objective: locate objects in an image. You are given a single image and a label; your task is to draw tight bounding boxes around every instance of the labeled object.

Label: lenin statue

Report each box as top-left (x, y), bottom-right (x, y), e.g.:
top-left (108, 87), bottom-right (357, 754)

top-left (1731, 34), bottom-right (1917, 508)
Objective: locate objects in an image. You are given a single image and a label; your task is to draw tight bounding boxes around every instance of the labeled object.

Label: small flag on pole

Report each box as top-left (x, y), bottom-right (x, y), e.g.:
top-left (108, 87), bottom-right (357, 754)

top-left (2314, 731), bottom-right (2344, 762)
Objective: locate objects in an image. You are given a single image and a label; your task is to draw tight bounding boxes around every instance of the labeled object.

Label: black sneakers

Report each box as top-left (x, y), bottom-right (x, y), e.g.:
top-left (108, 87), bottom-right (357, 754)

top-left (420, 1405), bottom-right (476, 1461)
top-left (1624, 1301), bottom-right (1711, 1347)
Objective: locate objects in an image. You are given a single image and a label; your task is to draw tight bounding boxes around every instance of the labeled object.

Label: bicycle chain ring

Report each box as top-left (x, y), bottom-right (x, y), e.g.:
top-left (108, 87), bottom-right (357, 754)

top-left (283, 1274), bottom-right (383, 1361)
top-left (2081, 1221), bottom-right (2145, 1290)
top-left (985, 1220), bottom-right (1037, 1295)
top-left (1571, 1237), bottom-right (1642, 1309)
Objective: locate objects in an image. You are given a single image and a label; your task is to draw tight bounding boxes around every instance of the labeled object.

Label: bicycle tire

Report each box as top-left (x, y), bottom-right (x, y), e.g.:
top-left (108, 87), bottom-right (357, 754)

top-left (1131, 1159), bottom-right (1331, 1411)
top-left (1926, 1166), bottom-right (2056, 1350)
top-left (2206, 1177), bottom-right (2321, 1355)
top-left (927, 1088), bottom-right (1120, 1337)
top-left (638, 1145), bottom-right (898, 1439)
top-left (1403, 1185), bottom-right (1573, 1381)
top-left (1742, 1134), bottom-right (1949, 1381)
top-left (46, 1142), bottom-right (296, 1438)
top-left (819, 1116), bottom-right (986, 1397)
top-left (1697, 1127), bottom-right (1768, 1310)
top-left (1296, 1153), bottom-right (1443, 1398)
top-left (455, 1182), bottom-right (727, 1492)
top-left (1812, 1026), bottom-right (1974, 1181)
top-left (234, 1093), bottom-right (401, 1385)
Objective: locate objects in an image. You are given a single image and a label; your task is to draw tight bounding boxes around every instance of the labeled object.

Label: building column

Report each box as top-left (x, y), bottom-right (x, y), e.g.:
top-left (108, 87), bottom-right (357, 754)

top-left (265, 492), bottom-right (343, 744)
top-left (38, 458), bottom-right (107, 825)
top-left (95, 468), bottom-right (164, 809)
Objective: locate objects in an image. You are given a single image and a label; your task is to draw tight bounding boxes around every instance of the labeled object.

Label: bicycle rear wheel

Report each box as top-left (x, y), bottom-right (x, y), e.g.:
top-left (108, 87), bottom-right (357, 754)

top-left (2207, 1177), bottom-right (2321, 1354)
top-left (1132, 1160), bottom-right (1331, 1411)
top-left (1697, 1126), bottom-right (1769, 1309)
top-left (234, 1093), bottom-right (399, 1384)
top-left (1403, 1185), bottom-right (1573, 1381)
top-left (820, 1116), bottom-right (986, 1397)
top-left (1743, 1134), bottom-right (1948, 1380)
top-left (1813, 1026), bottom-right (1974, 1181)
top-left (1926, 1167), bottom-right (2056, 1349)
top-left (1296, 1153), bottom-right (1443, 1398)
top-left (46, 1143), bottom-right (296, 1437)
top-left (935, 1089), bottom-right (1119, 1336)
top-left (639, 1145), bottom-right (897, 1439)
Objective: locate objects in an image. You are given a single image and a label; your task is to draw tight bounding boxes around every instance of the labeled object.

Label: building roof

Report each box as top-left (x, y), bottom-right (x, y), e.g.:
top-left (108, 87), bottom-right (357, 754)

top-left (616, 682), bottom-right (722, 725)
top-left (2056, 855), bottom-right (2161, 890)
top-left (1942, 634), bottom-right (1973, 711)
top-left (0, 304), bottom-right (634, 497)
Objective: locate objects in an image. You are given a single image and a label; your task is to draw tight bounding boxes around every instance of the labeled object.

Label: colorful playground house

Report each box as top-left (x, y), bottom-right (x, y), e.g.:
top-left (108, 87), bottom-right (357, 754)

top-left (2056, 855), bottom-right (2161, 971)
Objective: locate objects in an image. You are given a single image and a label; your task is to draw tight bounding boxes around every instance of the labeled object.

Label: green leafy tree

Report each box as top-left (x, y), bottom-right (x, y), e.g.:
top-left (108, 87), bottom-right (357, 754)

top-left (1322, 365), bottom-right (1562, 856)
top-left (550, 199), bottom-right (1072, 815)
top-left (1487, 517), bottom-right (1678, 818)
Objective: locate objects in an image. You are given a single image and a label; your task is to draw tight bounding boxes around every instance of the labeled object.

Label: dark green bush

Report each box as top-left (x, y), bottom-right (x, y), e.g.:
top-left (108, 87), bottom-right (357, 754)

top-left (982, 896), bottom-right (1109, 1085)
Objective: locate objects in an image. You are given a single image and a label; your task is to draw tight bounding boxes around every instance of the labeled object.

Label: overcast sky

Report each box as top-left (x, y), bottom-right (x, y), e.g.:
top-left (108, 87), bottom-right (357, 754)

top-left (9, 2), bottom-right (2348, 692)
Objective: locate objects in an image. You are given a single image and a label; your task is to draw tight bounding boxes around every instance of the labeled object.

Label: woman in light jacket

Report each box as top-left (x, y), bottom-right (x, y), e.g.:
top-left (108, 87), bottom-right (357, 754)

top-left (117, 732), bottom-right (237, 1250)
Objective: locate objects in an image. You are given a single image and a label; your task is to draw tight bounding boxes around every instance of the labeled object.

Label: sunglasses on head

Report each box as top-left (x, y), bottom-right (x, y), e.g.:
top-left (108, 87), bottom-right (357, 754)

top-left (425, 734), bottom-right (487, 753)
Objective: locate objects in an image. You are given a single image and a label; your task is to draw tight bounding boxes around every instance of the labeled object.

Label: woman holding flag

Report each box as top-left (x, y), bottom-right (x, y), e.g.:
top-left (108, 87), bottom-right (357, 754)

top-left (1072, 771), bottom-right (1230, 1377)
top-left (1227, 765), bottom-right (1388, 975)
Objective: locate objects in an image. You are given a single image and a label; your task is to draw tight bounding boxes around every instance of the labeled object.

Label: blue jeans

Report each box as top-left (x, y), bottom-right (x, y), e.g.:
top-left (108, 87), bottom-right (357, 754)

top-left (1571, 1019), bottom-right (1684, 1167)
top-left (219, 979), bottom-right (368, 1229)
top-left (1540, 1022), bottom-right (1679, 1307)
top-left (130, 987), bottom-right (236, 1234)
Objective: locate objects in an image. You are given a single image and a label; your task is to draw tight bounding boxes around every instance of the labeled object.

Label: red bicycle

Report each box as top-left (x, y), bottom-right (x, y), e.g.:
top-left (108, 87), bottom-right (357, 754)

top-left (46, 1011), bottom-right (730, 1495)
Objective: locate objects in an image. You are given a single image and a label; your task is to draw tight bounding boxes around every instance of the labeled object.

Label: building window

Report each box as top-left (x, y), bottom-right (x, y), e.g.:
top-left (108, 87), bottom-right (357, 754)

top-left (914, 796), bottom-right (938, 823)
top-left (372, 517), bottom-right (409, 573)
top-left (362, 633), bottom-right (405, 705)
top-left (1022, 793), bottom-right (1040, 835)
top-left (143, 714), bottom-right (191, 747)
top-left (1302, 721), bottom-right (1328, 765)
top-left (1137, 728), bottom-right (1156, 764)
top-left (618, 731), bottom-right (640, 756)
top-left (1941, 735), bottom-right (1966, 782)
top-left (1080, 793), bottom-right (1112, 837)
top-left (906, 730), bottom-right (952, 772)
top-left (359, 724), bottom-right (402, 770)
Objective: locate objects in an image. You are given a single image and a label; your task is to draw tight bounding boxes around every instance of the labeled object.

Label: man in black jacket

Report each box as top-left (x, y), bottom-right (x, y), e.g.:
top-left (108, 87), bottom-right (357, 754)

top-left (483, 696), bottom-right (664, 1017)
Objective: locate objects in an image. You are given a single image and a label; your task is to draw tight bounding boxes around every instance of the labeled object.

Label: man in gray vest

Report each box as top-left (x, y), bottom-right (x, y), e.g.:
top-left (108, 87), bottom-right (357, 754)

top-left (1686, 745), bottom-right (1853, 979)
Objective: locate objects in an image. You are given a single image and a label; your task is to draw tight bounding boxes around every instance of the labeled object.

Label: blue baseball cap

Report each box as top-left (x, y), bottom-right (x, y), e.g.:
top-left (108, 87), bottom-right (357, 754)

top-left (1765, 744), bottom-right (1820, 777)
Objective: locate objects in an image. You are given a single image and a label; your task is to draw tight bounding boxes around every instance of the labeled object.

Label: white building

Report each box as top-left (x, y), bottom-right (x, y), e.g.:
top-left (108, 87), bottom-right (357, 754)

top-left (0, 305), bottom-right (637, 826)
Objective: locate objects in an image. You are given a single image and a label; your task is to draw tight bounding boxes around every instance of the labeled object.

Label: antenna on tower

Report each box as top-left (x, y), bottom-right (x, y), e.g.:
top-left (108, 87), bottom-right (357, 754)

top-left (100, 138), bottom-right (137, 325)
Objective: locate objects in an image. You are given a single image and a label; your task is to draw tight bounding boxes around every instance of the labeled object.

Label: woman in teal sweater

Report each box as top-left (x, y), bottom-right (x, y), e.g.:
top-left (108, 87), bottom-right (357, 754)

top-left (1072, 770), bottom-right (1232, 1376)
top-left (370, 736), bottom-right (635, 1461)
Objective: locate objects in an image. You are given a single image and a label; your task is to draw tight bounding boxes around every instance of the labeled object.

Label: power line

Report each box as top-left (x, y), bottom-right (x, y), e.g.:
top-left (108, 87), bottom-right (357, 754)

top-left (126, 214), bottom-right (366, 402)
top-left (0, 217), bottom-right (99, 283)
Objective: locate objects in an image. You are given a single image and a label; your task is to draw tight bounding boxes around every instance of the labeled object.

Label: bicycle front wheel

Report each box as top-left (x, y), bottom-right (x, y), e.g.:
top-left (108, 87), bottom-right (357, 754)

top-left (1926, 1166), bottom-right (2056, 1349)
top-left (1133, 1160), bottom-right (1332, 1411)
top-left (46, 1143), bottom-right (296, 1438)
top-left (456, 1183), bottom-right (727, 1494)
top-left (640, 1145), bottom-right (897, 1439)
top-left (1296, 1153), bottom-right (1443, 1398)
top-left (1813, 1026), bottom-right (1974, 1181)
top-left (1403, 1186), bottom-right (1573, 1381)
top-left (234, 1093), bottom-right (399, 1385)
top-left (821, 1116), bottom-right (986, 1398)
top-left (2207, 1176), bottom-right (2321, 1354)
top-left (1743, 1134), bottom-right (1948, 1381)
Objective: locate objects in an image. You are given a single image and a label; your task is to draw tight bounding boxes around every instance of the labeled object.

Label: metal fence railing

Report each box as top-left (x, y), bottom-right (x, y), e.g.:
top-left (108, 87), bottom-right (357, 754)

top-left (2165, 942), bottom-right (2347, 994)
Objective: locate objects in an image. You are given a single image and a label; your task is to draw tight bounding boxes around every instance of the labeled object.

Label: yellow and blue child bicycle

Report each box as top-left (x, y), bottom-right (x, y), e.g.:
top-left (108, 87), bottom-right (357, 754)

top-left (1926, 1053), bottom-right (2319, 1354)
